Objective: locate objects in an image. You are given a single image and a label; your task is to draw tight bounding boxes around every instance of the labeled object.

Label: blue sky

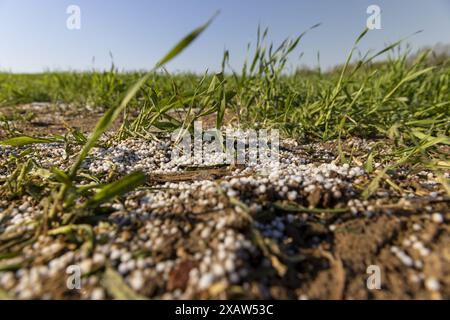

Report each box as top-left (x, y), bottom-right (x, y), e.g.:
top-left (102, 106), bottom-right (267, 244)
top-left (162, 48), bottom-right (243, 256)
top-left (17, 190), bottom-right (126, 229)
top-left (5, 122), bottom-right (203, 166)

top-left (0, 0), bottom-right (449, 73)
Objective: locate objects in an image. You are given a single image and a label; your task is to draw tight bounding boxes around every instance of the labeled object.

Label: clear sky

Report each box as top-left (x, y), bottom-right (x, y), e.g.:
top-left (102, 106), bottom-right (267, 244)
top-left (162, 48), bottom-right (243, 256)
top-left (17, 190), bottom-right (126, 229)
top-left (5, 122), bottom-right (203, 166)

top-left (1, 0), bottom-right (449, 73)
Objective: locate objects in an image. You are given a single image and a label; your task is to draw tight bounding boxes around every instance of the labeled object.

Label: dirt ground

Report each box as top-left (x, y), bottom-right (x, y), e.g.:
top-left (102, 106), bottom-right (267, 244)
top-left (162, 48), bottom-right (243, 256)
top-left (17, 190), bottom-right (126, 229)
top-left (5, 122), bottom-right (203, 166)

top-left (0, 103), bottom-right (449, 300)
top-left (0, 103), bottom-right (114, 139)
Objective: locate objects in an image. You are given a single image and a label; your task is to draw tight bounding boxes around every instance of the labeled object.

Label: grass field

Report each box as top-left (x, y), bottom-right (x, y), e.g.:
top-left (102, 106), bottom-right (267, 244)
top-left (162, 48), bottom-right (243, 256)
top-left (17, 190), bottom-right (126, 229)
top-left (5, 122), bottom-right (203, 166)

top-left (2, 27), bottom-right (449, 165)
top-left (0, 22), bottom-right (449, 299)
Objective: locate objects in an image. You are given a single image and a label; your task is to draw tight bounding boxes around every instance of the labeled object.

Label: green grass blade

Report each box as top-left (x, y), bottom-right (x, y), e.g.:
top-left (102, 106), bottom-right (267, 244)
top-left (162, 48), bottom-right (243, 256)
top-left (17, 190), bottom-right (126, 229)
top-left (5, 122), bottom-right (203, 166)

top-left (51, 167), bottom-right (73, 186)
top-left (0, 136), bottom-right (54, 146)
top-left (383, 66), bottom-right (435, 102)
top-left (87, 171), bottom-right (146, 206)
top-left (155, 11), bottom-right (219, 69)
top-left (102, 267), bottom-right (148, 300)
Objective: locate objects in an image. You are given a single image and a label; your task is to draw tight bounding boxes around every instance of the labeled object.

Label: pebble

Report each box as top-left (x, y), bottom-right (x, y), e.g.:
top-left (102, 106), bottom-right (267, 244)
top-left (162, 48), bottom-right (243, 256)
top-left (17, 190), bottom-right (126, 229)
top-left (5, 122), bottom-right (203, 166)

top-left (425, 277), bottom-right (440, 292)
top-left (129, 271), bottom-right (145, 291)
top-left (431, 213), bottom-right (443, 224)
top-left (110, 249), bottom-right (121, 261)
top-left (224, 259), bottom-right (235, 272)
top-left (200, 227), bottom-right (211, 239)
top-left (93, 253), bottom-right (106, 266)
top-left (287, 191), bottom-right (297, 201)
top-left (121, 252), bottom-right (132, 262)
top-left (198, 273), bottom-right (214, 290)
top-left (229, 272), bottom-right (239, 283)
top-left (80, 259), bottom-right (93, 274)
top-left (91, 287), bottom-right (105, 300)
top-left (224, 235), bottom-right (234, 248)
top-left (391, 247), bottom-right (414, 267)
top-left (118, 263), bottom-right (128, 275)
top-left (211, 264), bottom-right (225, 277)
top-left (18, 203), bottom-right (29, 212)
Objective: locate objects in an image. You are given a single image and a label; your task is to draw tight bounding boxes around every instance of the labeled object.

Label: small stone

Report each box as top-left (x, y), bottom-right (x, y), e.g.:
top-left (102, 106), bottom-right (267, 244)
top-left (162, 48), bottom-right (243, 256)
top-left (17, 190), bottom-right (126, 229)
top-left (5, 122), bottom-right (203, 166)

top-left (121, 252), bottom-right (132, 262)
top-left (136, 258), bottom-right (146, 269)
top-left (410, 274), bottom-right (421, 283)
top-left (110, 249), bottom-right (121, 261)
top-left (93, 253), bottom-right (105, 266)
top-left (18, 203), bottom-right (29, 212)
top-left (425, 277), bottom-right (440, 292)
top-left (419, 247), bottom-right (430, 257)
top-left (80, 259), bottom-right (93, 274)
top-left (217, 249), bottom-right (227, 261)
top-left (414, 260), bottom-right (423, 269)
top-left (397, 252), bottom-right (413, 267)
top-left (431, 213), bottom-right (443, 224)
top-left (118, 263), bottom-right (128, 275)
top-left (91, 288), bottom-right (105, 300)
top-left (224, 236), bottom-right (234, 248)
top-left (211, 264), bottom-right (225, 277)
top-left (229, 272), bottom-right (239, 283)
top-left (287, 191), bottom-right (297, 201)
top-left (198, 273), bottom-right (214, 290)
top-left (200, 227), bottom-right (211, 239)
top-left (155, 262), bottom-right (165, 273)
top-left (257, 185), bottom-right (267, 194)
top-left (129, 272), bottom-right (145, 291)
top-left (224, 259), bottom-right (235, 272)
top-left (0, 272), bottom-right (15, 290)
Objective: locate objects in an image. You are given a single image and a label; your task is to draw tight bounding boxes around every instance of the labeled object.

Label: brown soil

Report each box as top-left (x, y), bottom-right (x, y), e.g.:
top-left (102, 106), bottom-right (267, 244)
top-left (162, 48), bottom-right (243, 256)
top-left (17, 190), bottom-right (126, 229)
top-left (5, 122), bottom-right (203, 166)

top-left (0, 103), bottom-right (107, 139)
